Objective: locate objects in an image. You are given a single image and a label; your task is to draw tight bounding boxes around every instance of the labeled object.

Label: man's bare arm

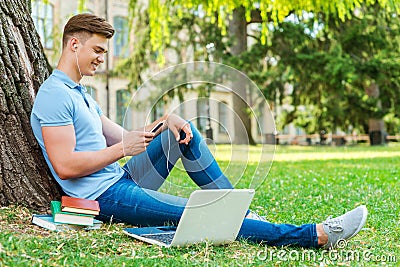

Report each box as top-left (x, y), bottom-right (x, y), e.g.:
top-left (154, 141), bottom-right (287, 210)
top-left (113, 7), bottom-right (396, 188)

top-left (100, 115), bottom-right (167, 146)
top-left (100, 115), bottom-right (127, 146)
top-left (42, 125), bottom-right (124, 179)
top-left (42, 124), bottom-right (154, 180)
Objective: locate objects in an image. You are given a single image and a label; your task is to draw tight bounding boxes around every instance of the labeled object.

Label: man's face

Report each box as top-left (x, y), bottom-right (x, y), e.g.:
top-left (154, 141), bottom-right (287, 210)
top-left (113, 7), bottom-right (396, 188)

top-left (76, 34), bottom-right (108, 76)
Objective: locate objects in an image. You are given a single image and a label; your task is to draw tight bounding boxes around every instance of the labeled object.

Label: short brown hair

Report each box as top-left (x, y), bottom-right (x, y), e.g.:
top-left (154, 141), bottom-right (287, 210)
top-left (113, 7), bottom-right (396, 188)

top-left (62, 13), bottom-right (115, 48)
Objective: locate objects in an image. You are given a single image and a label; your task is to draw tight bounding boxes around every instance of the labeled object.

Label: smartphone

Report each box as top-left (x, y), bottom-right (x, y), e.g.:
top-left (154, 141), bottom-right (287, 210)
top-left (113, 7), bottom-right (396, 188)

top-left (150, 120), bottom-right (165, 133)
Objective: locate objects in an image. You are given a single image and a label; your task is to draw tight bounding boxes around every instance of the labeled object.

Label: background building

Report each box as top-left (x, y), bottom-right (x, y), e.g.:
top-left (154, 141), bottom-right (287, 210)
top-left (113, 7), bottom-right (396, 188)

top-left (31, 0), bottom-right (274, 144)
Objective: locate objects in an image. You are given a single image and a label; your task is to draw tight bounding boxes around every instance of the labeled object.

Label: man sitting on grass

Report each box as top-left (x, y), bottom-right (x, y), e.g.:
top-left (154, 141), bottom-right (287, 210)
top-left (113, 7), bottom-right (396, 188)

top-left (30, 13), bottom-right (368, 249)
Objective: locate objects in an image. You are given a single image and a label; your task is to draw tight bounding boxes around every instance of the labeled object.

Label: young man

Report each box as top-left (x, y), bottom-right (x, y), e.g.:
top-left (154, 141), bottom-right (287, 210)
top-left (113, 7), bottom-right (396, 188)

top-left (31, 13), bottom-right (367, 249)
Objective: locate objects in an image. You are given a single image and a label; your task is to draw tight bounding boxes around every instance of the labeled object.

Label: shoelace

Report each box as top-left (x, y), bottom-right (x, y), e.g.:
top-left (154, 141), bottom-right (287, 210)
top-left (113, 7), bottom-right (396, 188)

top-left (323, 215), bottom-right (344, 232)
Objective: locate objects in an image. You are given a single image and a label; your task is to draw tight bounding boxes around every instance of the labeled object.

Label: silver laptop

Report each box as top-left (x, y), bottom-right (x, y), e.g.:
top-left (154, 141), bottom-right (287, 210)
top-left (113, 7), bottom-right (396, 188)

top-left (123, 189), bottom-right (255, 247)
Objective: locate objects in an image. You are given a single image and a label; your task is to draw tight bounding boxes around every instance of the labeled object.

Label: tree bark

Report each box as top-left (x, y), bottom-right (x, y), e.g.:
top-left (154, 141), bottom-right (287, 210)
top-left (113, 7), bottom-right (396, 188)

top-left (0, 1), bottom-right (61, 211)
top-left (229, 6), bottom-right (256, 145)
top-left (365, 83), bottom-right (386, 145)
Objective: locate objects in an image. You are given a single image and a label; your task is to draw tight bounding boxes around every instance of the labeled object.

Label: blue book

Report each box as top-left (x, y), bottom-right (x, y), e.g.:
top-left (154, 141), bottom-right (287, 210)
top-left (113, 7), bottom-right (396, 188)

top-left (32, 214), bottom-right (102, 232)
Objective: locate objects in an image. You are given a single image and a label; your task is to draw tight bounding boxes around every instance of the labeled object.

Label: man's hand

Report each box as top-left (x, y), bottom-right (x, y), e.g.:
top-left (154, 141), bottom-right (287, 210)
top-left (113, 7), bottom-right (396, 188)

top-left (122, 130), bottom-right (155, 156)
top-left (166, 114), bottom-right (193, 145)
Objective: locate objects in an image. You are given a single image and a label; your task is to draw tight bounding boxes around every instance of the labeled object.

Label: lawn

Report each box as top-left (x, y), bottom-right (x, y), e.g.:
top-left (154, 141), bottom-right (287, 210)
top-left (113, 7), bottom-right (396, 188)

top-left (0, 144), bottom-right (399, 266)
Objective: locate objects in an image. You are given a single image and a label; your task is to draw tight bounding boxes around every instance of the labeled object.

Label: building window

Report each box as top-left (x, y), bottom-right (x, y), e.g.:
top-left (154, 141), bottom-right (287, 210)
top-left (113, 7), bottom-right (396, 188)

top-left (218, 101), bottom-right (228, 133)
top-left (177, 100), bottom-right (185, 118)
top-left (84, 85), bottom-right (97, 101)
top-left (31, 0), bottom-right (53, 49)
top-left (151, 101), bottom-right (164, 122)
top-left (196, 98), bottom-right (208, 132)
top-left (116, 89), bottom-right (132, 130)
top-left (113, 16), bottom-right (128, 57)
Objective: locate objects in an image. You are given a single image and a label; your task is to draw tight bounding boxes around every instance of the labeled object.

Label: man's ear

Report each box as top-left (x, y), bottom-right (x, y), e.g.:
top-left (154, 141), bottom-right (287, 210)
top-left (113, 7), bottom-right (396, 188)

top-left (70, 37), bottom-right (79, 51)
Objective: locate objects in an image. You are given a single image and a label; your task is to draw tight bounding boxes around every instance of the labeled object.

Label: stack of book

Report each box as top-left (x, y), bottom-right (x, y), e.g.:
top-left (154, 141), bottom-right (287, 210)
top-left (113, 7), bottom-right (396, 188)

top-left (32, 196), bottom-right (102, 232)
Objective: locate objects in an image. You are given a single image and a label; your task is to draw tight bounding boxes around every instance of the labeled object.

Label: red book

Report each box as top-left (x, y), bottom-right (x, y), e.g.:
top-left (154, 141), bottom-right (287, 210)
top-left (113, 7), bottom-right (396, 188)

top-left (61, 196), bottom-right (100, 215)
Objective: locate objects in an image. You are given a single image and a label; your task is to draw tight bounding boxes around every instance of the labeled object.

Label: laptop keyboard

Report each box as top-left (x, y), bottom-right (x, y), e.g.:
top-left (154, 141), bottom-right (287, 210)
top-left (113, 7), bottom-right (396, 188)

top-left (142, 233), bottom-right (175, 245)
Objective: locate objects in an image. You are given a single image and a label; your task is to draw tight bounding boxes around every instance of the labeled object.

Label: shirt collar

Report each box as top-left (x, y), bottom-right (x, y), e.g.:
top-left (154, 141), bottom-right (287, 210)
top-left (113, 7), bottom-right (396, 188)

top-left (52, 69), bottom-right (86, 93)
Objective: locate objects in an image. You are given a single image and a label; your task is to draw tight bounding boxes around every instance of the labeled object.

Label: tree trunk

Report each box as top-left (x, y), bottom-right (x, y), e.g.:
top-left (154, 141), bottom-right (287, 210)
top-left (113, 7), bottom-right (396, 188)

top-left (365, 83), bottom-right (386, 145)
top-left (0, 1), bottom-right (61, 211)
top-left (229, 7), bottom-right (256, 145)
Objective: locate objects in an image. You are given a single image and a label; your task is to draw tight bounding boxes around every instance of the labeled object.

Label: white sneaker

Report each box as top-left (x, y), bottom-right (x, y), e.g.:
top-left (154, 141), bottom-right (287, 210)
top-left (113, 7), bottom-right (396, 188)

top-left (322, 205), bottom-right (368, 249)
top-left (246, 211), bottom-right (268, 222)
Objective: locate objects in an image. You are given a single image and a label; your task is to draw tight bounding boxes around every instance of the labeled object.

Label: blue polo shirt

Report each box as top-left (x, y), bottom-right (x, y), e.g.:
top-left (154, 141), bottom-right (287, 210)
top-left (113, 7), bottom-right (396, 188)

top-left (30, 69), bottom-right (124, 200)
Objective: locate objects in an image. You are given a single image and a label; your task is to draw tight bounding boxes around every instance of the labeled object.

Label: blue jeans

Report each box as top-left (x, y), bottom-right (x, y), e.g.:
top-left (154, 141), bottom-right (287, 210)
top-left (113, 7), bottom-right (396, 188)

top-left (96, 123), bottom-right (318, 248)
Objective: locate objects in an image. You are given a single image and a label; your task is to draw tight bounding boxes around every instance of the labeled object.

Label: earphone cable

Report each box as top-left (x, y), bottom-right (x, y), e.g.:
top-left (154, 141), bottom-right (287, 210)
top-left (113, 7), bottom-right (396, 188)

top-left (75, 50), bottom-right (83, 79)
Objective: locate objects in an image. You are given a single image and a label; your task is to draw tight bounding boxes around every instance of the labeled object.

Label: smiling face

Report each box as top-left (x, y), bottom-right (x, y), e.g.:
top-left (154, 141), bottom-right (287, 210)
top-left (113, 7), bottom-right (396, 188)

top-left (74, 34), bottom-right (108, 77)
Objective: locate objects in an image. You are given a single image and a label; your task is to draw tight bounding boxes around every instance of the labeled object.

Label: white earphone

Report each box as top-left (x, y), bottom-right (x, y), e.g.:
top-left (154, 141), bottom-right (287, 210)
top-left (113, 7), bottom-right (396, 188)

top-left (74, 43), bottom-right (82, 78)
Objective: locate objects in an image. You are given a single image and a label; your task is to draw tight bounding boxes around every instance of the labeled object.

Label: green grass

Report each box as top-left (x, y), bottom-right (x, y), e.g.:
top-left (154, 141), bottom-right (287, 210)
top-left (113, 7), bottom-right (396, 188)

top-left (1, 144), bottom-right (399, 266)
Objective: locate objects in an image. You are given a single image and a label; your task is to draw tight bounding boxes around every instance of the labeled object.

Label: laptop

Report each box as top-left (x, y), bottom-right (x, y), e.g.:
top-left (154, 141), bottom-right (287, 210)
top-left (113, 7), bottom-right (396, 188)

top-left (123, 189), bottom-right (255, 247)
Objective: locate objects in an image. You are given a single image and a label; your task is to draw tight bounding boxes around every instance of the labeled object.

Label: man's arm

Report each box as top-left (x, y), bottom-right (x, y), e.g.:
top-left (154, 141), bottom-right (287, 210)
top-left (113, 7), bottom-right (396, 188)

top-left (100, 115), bottom-right (167, 146)
top-left (42, 125), bottom-right (123, 180)
top-left (42, 124), bottom-right (154, 180)
top-left (100, 115), bottom-right (127, 146)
